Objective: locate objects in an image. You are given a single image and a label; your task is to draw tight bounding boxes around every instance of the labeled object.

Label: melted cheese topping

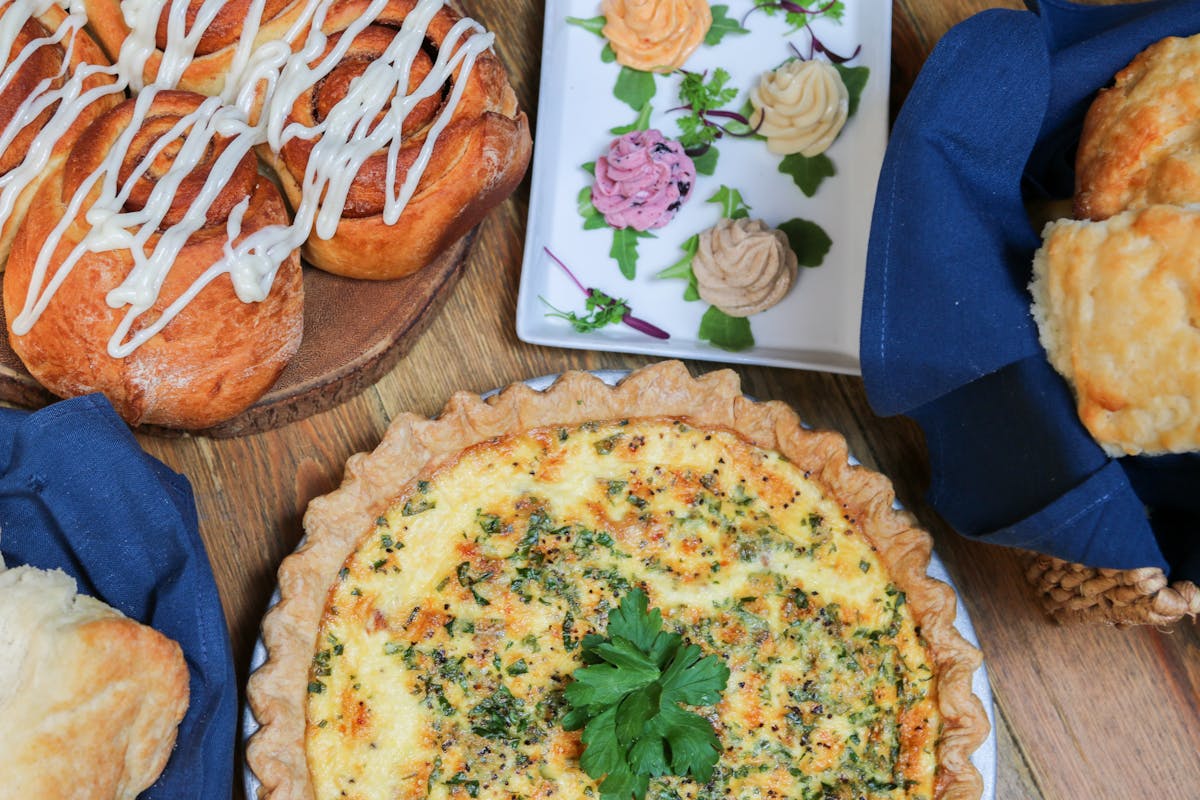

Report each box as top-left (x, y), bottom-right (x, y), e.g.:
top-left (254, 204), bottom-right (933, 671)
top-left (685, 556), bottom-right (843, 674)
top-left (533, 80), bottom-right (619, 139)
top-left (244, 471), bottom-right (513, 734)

top-left (308, 420), bottom-right (940, 800)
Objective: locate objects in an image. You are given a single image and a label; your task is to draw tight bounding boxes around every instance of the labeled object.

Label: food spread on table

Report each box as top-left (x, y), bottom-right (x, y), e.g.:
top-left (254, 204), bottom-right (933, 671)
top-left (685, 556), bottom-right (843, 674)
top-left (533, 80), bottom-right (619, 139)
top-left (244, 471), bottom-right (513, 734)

top-left (20, 2), bottom-right (1200, 799)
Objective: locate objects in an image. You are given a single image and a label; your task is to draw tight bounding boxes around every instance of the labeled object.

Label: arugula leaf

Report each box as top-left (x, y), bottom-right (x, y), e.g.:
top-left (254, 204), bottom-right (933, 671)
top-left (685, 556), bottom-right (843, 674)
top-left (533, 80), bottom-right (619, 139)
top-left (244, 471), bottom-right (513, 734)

top-left (705, 5), bottom-right (749, 46)
top-left (614, 67), bottom-right (656, 111)
top-left (778, 152), bottom-right (835, 197)
top-left (611, 227), bottom-right (653, 279)
top-left (566, 15), bottom-right (606, 36)
top-left (777, 218), bottom-right (832, 267)
top-left (655, 235), bottom-right (700, 302)
top-left (833, 63), bottom-right (869, 118)
top-left (578, 185), bottom-right (607, 230)
top-left (563, 589), bottom-right (729, 800)
top-left (611, 103), bottom-right (653, 135)
top-left (706, 185), bottom-right (751, 220)
top-left (699, 306), bottom-right (755, 351)
top-left (690, 146), bottom-right (718, 176)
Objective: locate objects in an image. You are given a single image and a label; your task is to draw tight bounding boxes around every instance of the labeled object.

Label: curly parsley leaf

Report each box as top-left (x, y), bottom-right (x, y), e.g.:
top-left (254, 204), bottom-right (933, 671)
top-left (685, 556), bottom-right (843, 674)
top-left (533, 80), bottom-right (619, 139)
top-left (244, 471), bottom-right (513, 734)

top-left (707, 185), bottom-right (751, 220)
top-left (563, 589), bottom-right (729, 800)
top-left (614, 67), bottom-right (657, 111)
top-left (699, 306), bottom-right (755, 352)
top-left (705, 5), bottom-right (749, 46)
top-left (675, 68), bottom-right (739, 151)
top-left (778, 217), bottom-right (832, 267)
top-left (778, 152), bottom-right (835, 197)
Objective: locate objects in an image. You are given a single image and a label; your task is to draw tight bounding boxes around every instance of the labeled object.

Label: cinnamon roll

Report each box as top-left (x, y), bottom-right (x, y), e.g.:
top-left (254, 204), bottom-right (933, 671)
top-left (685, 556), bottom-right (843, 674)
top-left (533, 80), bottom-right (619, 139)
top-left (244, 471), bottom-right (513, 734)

top-left (83, 0), bottom-right (311, 99)
top-left (257, 0), bottom-right (532, 280)
top-left (3, 90), bottom-right (304, 429)
top-left (0, 0), bottom-right (118, 269)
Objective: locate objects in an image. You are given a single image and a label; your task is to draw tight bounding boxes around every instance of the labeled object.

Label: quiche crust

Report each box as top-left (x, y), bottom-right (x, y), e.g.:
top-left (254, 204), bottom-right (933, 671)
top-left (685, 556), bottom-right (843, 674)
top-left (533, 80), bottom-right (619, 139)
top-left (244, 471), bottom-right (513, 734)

top-left (247, 361), bottom-right (988, 799)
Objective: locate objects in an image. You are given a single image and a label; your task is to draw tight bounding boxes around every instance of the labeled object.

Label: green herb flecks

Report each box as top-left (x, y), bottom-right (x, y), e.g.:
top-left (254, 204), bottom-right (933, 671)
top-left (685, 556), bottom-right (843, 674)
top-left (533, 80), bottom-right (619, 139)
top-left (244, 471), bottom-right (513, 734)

top-left (562, 589), bottom-right (730, 800)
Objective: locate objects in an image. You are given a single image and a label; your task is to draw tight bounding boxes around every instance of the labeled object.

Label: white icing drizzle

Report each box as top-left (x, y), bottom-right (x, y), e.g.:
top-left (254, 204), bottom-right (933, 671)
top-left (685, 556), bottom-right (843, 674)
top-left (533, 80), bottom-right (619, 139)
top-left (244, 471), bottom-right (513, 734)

top-left (1, 0), bottom-right (494, 357)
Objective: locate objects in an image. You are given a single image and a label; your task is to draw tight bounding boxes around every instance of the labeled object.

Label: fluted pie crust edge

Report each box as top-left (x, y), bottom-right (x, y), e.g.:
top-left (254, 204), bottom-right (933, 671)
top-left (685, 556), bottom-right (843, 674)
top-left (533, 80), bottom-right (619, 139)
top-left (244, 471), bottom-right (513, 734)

top-left (246, 360), bottom-right (989, 800)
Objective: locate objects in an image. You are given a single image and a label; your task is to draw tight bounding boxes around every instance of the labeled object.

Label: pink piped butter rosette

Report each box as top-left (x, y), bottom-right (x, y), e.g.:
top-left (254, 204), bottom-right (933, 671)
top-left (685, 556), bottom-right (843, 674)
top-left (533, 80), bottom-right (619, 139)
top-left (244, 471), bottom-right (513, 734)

top-left (591, 129), bottom-right (696, 231)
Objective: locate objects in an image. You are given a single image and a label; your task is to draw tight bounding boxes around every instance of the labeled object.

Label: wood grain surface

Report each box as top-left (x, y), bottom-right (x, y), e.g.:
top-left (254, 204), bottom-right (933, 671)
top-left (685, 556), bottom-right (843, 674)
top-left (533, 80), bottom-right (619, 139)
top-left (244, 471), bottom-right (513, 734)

top-left (124, 2), bottom-right (1200, 798)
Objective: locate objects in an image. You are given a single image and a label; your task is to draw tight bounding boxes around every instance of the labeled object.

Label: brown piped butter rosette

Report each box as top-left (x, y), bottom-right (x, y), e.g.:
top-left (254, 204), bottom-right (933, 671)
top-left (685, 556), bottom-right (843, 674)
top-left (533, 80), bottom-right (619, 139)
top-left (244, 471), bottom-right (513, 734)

top-left (693, 217), bottom-right (798, 317)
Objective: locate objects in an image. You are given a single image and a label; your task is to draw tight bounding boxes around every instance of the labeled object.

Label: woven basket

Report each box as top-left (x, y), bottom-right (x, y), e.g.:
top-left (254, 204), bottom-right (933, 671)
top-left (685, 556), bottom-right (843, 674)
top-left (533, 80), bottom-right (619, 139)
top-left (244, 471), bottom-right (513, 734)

top-left (1025, 555), bottom-right (1200, 626)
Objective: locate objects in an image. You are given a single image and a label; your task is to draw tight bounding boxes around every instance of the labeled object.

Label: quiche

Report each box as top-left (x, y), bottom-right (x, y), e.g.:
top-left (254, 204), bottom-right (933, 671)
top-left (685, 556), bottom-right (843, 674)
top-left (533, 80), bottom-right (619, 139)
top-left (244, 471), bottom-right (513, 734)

top-left (247, 362), bottom-right (988, 800)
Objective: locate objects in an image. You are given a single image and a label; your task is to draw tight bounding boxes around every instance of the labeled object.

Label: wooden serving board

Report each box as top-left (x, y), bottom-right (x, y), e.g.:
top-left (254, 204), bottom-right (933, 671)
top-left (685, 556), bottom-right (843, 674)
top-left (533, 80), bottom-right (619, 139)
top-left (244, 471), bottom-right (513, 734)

top-left (0, 231), bottom-right (474, 439)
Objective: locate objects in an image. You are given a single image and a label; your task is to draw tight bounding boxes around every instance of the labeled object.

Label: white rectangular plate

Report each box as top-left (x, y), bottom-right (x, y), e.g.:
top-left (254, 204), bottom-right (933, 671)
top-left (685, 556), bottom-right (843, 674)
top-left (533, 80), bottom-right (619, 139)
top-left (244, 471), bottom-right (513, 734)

top-left (516, 1), bottom-right (891, 373)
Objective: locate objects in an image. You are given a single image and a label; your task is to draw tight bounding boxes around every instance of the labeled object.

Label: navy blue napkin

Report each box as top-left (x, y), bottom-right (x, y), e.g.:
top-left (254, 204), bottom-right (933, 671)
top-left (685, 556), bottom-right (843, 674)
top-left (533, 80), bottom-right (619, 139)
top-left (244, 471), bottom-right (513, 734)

top-left (862, 0), bottom-right (1200, 582)
top-left (0, 395), bottom-right (235, 799)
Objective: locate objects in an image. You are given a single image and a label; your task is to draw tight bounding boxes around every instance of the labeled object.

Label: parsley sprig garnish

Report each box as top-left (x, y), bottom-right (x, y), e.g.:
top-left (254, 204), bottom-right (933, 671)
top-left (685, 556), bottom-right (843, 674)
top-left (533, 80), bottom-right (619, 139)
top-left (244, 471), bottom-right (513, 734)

top-left (562, 589), bottom-right (729, 800)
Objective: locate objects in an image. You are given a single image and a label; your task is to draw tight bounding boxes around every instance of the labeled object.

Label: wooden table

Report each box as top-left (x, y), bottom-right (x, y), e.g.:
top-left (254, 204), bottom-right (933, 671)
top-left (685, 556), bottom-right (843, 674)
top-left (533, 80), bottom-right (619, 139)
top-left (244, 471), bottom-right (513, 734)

top-left (133, 2), bottom-right (1200, 798)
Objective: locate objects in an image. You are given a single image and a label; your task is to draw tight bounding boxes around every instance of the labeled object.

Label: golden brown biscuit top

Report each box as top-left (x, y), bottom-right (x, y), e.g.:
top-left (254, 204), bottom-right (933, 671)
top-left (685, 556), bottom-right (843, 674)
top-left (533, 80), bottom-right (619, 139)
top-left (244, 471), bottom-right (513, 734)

top-left (1075, 34), bottom-right (1200, 221)
top-left (1030, 205), bottom-right (1200, 456)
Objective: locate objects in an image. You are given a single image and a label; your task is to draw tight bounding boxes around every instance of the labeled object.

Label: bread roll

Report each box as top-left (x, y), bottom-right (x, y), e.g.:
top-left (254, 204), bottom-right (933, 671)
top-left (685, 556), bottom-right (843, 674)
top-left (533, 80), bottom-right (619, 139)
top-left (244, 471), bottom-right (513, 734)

top-left (0, 563), bottom-right (190, 799)
top-left (1075, 34), bottom-right (1200, 221)
top-left (1030, 205), bottom-right (1200, 456)
top-left (0, 3), bottom-right (118, 270)
top-left (3, 90), bottom-right (305, 429)
top-left (258, 0), bottom-right (532, 280)
top-left (82, 0), bottom-right (312, 99)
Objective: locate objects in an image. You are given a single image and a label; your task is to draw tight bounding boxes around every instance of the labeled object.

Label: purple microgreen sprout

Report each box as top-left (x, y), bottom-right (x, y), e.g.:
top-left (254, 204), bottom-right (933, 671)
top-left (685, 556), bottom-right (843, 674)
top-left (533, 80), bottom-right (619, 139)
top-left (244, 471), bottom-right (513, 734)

top-left (542, 247), bottom-right (669, 340)
top-left (788, 34), bottom-right (861, 64)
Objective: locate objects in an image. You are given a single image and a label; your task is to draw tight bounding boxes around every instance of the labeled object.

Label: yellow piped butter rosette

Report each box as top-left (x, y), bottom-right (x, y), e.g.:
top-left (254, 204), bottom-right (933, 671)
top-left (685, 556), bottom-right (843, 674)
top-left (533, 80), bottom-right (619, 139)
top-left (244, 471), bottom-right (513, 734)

top-left (601, 0), bottom-right (712, 73)
top-left (751, 59), bottom-right (849, 156)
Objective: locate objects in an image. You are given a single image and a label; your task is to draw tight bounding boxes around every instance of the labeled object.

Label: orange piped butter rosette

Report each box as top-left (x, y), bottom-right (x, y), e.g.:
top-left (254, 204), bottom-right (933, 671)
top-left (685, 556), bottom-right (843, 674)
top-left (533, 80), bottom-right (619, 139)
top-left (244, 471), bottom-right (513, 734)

top-left (601, 0), bottom-right (712, 73)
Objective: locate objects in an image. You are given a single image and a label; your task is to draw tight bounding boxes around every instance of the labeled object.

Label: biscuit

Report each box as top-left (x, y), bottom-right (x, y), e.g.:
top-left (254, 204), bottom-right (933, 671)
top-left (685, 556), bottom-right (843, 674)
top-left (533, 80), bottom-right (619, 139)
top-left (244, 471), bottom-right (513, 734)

top-left (1030, 205), bottom-right (1200, 456)
top-left (1075, 35), bottom-right (1200, 221)
top-left (0, 563), bottom-right (190, 799)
